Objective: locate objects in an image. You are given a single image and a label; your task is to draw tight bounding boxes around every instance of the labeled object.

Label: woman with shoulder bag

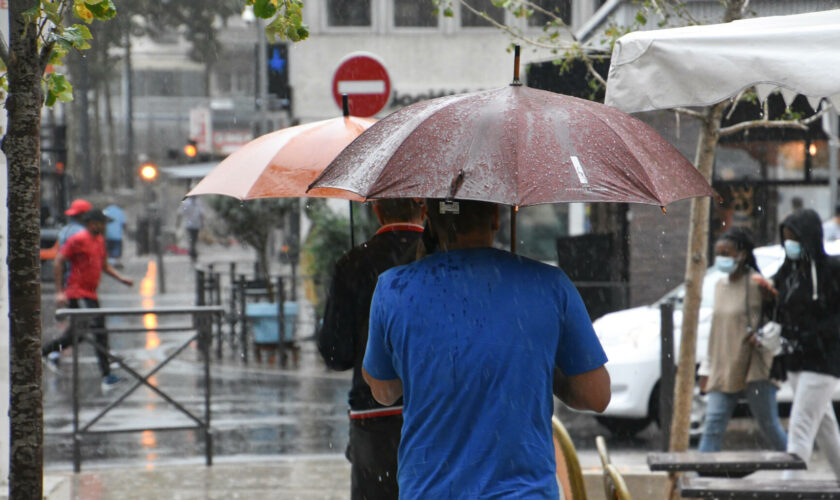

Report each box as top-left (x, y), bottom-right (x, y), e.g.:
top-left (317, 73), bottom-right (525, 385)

top-left (771, 209), bottom-right (840, 478)
top-left (698, 227), bottom-right (787, 452)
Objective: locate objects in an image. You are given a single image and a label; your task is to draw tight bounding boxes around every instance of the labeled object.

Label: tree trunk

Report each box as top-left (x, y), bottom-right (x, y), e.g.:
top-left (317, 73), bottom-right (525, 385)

top-left (666, 100), bottom-right (727, 500)
top-left (3, 1), bottom-right (45, 498)
top-left (666, 4), bottom-right (748, 499)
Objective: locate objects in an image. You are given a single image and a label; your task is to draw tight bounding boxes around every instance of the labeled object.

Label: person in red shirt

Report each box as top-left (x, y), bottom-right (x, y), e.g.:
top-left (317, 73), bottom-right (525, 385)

top-left (43, 209), bottom-right (134, 388)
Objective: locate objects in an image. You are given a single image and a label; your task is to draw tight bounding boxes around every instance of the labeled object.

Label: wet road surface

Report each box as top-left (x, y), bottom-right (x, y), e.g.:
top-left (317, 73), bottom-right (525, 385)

top-left (41, 244), bottom-right (787, 474)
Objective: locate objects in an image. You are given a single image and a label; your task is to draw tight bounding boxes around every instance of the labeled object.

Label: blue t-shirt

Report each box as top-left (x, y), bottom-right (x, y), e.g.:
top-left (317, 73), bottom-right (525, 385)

top-left (103, 205), bottom-right (126, 241)
top-left (364, 248), bottom-right (607, 499)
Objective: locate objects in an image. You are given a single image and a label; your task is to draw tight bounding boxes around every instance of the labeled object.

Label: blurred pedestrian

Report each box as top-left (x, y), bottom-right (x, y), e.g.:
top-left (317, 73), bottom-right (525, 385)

top-left (698, 227), bottom-right (786, 452)
top-left (770, 209), bottom-right (840, 479)
top-left (317, 199), bottom-right (425, 500)
top-left (179, 197), bottom-right (203, 263)
top-left (58, 198), bottom-right (92, 247)
top-left (363, 199), bottom-right (610, 499)
top-left (103, 204), bottom-right (126, 268)
top-left (43, 209), bottom-right (134, 390)
top-left (56, 198), bottom-right (92, 285)
top-left (823, 202), bottom-right (840, 242)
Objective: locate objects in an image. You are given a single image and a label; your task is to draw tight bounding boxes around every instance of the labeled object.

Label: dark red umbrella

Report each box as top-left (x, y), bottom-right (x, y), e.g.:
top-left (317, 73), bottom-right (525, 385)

top-left (309, 54), bottom-right (715, 209)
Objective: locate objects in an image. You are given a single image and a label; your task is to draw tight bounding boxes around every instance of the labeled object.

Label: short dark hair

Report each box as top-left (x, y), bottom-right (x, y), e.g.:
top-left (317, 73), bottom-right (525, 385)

top-left (373, 199), bottom-right (424, 222)
top-left (425, 199), bottom-right (497, 242)
top-left (834, 201), bottom-right (840, 216)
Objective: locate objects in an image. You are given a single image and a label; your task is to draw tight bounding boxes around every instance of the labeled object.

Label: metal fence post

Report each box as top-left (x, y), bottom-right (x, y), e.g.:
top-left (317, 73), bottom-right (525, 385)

top-left (276, 275), bottom-right (286, 367)
top-left (660, 301), bottom-right (675, 451)
top-left (72, 316), bottom-right (81, 473)
top-left (238, 274), bottom-right (248, 364)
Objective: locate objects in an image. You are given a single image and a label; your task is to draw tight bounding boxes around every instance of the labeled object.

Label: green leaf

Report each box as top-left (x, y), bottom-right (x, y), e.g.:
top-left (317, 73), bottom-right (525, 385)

top-left (60, 25), bottom-right (93, 50)
top-left (22, 5), bottom-right (40, 24)
top-left (44, 74), bottom-right (74, 107)
top-left (73, 1), bottom-right (94, 23)
top-left (443, 7), bottom-right (454, 17)
top-left (85, 0), bottom-right (117, 20)
top-left (635, 11), bottom-right (647, 25)
top-left (42, 2), bottom-right (62, 25)
top-left (253, 0), bottom-right (277, 18)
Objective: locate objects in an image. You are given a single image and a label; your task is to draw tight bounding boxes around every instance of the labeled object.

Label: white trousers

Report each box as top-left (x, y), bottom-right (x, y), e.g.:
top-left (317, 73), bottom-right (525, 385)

top-left (783, 371), bottom-right (840, 479)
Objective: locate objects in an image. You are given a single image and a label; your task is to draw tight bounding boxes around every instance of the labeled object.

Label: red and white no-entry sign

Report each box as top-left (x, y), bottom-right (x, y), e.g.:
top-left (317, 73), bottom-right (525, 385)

top-left (332, 52), bottom-right (391, 117)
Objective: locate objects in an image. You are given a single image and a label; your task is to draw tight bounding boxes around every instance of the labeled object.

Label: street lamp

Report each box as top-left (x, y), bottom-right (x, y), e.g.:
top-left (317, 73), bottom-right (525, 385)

top-left (139, 162), bottom-right (159, 183)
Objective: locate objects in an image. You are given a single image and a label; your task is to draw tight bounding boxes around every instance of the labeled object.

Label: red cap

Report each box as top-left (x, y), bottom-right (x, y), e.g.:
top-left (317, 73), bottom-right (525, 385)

top-left (64, 199), bottom-right (92, 216)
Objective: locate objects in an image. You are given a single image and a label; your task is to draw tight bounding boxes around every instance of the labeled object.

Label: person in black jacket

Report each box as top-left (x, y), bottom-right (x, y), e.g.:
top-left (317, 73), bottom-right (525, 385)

top-left (317, 199), bottom-right (425, 500)
top-left (772, 209), bottom-right (840, 478)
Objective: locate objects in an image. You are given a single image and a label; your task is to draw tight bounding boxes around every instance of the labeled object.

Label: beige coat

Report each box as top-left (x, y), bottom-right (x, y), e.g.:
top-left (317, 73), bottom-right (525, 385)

top-left (704, 272), bottom-right (774, 393)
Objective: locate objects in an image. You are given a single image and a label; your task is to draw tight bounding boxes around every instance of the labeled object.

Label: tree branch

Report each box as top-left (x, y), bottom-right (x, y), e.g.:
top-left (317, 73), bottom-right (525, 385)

top-left (674, 107), bottom-right (706, 121)
top-left (458, 0), bottom-right (574, 51)
top-left (724, 88), bottom-right (749, 121)
top-left (0, 30), bottom-right (10, 68)
top-left (719, 102), bottom-right (832, 136)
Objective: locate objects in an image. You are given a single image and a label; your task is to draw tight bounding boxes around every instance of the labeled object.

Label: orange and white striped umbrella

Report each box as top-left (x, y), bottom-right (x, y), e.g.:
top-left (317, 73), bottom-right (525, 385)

top-left (187, 115), bottom-right (375, 201)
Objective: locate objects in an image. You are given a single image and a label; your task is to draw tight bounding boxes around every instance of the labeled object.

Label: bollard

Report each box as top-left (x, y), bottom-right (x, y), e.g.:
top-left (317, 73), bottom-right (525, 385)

top-left (659, 301), bottom-right (675, 451)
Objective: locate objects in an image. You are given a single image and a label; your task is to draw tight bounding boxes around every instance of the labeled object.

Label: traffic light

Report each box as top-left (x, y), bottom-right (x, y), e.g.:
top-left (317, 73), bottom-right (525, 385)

top-left (184, 140), bottom-right (198, 159)
top-left (138, 162), bottom-right (159, 182)
top-left (266, 43), bottom-right (290, 109)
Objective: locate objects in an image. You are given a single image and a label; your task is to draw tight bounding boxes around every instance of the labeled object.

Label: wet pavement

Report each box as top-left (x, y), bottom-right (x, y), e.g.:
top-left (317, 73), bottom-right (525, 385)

top-left (39, 240), bottom-right (836, 498)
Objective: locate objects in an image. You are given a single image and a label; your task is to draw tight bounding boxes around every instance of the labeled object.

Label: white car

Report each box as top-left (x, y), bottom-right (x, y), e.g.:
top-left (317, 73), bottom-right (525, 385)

top-left (592, 240), bottom-right (840, 437)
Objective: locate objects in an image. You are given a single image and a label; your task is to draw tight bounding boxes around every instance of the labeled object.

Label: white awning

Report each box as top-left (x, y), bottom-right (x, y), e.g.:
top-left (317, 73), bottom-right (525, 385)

top-left (605, 9), bottom-right (840, 113)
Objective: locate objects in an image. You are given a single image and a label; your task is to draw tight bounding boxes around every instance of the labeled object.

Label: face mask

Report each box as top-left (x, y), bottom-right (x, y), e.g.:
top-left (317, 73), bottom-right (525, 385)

top-left (714, 256), bottom-right (738, 274)
top-left (784, 239), bottom-right (802, 260)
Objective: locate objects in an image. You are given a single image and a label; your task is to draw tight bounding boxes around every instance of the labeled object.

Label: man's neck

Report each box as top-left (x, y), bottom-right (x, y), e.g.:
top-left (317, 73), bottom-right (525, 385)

top-left (440, 232), bottom-right (494, 251)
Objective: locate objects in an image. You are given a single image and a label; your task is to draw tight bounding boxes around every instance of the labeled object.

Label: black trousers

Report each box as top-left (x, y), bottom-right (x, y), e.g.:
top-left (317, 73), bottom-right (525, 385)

top-left (187, 228), bottom-right (200, 262)
top-left (43, 297), bottom-right (111, 377)
top-left (348, 414), bottom-right (402, 500)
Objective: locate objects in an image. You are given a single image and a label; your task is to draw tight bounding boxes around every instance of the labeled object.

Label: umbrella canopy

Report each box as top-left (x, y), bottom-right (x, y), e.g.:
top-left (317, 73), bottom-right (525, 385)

top-left (604, 9), bottom-right (840, 113)
top-left (309, 85), bottom-right (715, 207)
top-left (186, 116), bottom-right (375, 201)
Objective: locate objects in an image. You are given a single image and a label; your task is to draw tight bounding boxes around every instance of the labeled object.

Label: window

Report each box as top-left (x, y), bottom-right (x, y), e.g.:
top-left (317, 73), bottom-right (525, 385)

top-left (527, 0), bottom-right (571, 27)
top-left (133, 70), bottom-right (205, 97)
top-left (461, 0), bottom-right (505, 27)
top-left (394, 0), bottom-right (437, 27)
top-left (327, 0), bottom-right (371, 26)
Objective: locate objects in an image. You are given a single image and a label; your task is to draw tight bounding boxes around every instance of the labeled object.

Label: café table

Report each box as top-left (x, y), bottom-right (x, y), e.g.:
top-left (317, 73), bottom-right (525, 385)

top-left (679, 476), bottom-right (840, 499)
top-left (647, 451), bottom-right (806, 478)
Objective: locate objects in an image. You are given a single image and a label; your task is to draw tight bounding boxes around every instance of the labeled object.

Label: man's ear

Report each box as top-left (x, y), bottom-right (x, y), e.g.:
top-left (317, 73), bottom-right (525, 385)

top-left (372, 203), bottom-right (386, 225)
top-left (490, 205), bottom-right (500, 231)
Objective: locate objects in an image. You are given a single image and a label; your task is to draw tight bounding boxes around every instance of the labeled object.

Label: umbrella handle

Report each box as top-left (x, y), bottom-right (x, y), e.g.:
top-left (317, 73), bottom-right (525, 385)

top-left (511, 45), bottom-right (522, 87)
top-left (342, 94), bottom-right (350, 117)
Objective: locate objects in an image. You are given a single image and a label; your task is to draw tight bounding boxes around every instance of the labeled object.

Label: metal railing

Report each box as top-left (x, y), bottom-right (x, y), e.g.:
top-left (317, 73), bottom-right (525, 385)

top-left (55, 305), bottom-right (224, 472)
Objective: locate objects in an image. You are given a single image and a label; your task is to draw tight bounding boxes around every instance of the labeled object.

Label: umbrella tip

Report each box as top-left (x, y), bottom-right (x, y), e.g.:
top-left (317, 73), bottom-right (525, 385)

top-left (660, 206), bottom-right (668, 215)
top-left (510, 45), bottom-right (522, 87)
top-left (342, 93), bottom-right (350, 117)
top-left (448, 170), bottom-right (465, 199)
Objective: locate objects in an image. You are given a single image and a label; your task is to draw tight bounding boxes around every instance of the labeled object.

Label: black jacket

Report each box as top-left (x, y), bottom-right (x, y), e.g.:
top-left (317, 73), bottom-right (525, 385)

top-left (772, 209), bottom-right (840, 377)
top-left (317, 229), bottom-right (422, 411)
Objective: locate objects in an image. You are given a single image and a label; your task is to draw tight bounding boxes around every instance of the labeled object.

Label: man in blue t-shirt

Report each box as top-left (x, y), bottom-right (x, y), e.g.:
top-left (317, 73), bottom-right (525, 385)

top-left (363, 199), bottom-right (611, 500)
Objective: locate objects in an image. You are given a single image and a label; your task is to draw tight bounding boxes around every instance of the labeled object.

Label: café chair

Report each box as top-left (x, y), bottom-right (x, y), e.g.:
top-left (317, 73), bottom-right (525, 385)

top-left (596, 435), bottom-right (611, 467)
top-left (552, 416), bottom-right (587, 500)
top-left (603, 463), bottom-right (633, 500)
